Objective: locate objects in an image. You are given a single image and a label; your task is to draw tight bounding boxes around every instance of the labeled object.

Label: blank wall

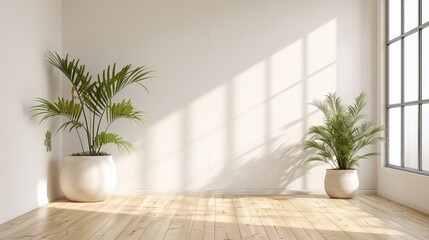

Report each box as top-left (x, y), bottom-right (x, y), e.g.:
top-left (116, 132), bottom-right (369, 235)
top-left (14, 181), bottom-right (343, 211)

top-left (63, 0), bottom-right (378, 193)
top-left (0, 0), bottom-right (62, 224)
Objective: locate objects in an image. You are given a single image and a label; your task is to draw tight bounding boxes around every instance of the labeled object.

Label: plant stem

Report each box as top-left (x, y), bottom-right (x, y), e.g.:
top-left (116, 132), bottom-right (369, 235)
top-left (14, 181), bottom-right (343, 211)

top-left (95, 109), bottom-right (106, 154)
top-left (75, 129), bottom-right (85, 152)
top-left (72, 86), bottom-right (92, 153)
top-left (82, 108), bottom-right (92, 153)
top-left (92, 111), bottom-right (96, 152)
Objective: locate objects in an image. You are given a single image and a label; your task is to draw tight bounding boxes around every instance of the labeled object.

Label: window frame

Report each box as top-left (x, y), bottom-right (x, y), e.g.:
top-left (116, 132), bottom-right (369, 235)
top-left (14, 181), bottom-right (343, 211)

top-left (386, 0), bottom-right (429, 175)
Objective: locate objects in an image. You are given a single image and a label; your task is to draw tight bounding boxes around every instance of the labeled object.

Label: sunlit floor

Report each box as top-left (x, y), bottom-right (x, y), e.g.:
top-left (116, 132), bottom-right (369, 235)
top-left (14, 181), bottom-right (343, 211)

top-left (1, 194), bottom-right (429, 240)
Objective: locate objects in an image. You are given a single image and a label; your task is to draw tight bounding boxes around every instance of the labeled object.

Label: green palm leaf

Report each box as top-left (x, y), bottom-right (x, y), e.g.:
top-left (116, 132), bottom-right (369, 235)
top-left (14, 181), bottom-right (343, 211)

top-left (106, 100), bottom-right (145, 125)
top-left (89, 64), bottom-right (152, 116)
top-left (31, 51), bottom-right (152, 155)
top-left (94, 132), bottom-right (133, 152)
top-left (304, 92), bottom-right (385, 169)
top-left (30, 97), bottom-right (84, 132)
top-left (46, 52), bottom-right (93, 102)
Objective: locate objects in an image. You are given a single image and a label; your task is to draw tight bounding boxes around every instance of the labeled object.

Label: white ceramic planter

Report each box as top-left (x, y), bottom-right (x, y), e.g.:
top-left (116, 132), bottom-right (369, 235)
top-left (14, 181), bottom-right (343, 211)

top-left (324, 169), bottom-right (359, 199)
top-left (60, 155), bottom-right (117, 202)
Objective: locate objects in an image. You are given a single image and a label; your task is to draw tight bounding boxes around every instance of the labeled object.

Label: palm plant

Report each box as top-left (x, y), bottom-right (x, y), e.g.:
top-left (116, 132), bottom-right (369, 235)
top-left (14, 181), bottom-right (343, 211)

top-left (304, 92), bottom-right (384, 169)
top-left (31, 51), bottom-right (151, 155)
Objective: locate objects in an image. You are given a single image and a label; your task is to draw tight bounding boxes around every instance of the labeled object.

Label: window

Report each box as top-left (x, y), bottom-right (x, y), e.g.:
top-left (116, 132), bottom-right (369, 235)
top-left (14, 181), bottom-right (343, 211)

top-left (386, 0), bottom-right (429, 174)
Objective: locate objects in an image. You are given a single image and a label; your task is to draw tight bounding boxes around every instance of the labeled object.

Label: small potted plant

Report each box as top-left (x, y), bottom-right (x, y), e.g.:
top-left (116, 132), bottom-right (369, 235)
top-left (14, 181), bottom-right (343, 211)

top-left (304, 92), bottom-right (384, 199)
top-left (31, 51), bottom-right (151, 202)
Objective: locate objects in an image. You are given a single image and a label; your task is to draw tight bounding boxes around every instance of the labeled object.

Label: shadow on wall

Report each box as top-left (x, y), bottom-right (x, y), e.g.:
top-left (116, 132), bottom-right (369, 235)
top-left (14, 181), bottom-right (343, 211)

top-left (30, 53), bottom-right (63, 205)
top-left (111, 15), bottom-right (339, 192)
top-left (202, 139), bottom-right (320, 193)
top-left (47, 158), bottom-right (61, 200)
top-left (114, 15), bottom-right (337, 191)
top-left (44, 52), bottom-right (63, 202)
top-left (61, 0), bottom-right (376, 192)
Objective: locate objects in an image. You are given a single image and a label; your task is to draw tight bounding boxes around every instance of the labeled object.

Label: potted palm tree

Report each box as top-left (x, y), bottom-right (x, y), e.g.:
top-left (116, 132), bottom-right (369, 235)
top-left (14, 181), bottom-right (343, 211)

top-left (31, 51), bottom-right (151, 202)
top-left (304, 92), bottom-right (384, 199)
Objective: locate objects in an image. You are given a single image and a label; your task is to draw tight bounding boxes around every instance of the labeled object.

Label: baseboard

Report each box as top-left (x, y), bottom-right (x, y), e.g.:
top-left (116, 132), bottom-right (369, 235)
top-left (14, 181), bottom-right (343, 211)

top-left (358, 189), bottom-right (377, 195)
top-left (377, 192), bottom-right (429, 215)
top-left (114, 189), bottom-right (324, 195)
top-left (114, 189), bottom-right (377, 195)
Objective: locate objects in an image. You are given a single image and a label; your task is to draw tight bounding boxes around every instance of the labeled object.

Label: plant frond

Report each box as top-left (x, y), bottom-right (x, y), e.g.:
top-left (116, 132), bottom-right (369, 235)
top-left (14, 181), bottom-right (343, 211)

top-left (106, 100), bottom-right (145, 125)
top-left (57, 120), bottom-right (84, 133)
top-left (46, 51), bottom-right (93, 100)
top-left (30, 97), bottom-right (84, 130)
top-left (32, 51), bottom-right (152, 155)
top-left (304, 91), bottom-right (385, 169)
top-left (94, 132), bottom-right (133, 152)
top-left (89, 64), bottom-right (152, 115)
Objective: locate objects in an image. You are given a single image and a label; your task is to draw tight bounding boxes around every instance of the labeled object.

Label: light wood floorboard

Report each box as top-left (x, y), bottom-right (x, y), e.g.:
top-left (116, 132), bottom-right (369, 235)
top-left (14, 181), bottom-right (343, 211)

top-left (1, 195), bottom-right (429, 240)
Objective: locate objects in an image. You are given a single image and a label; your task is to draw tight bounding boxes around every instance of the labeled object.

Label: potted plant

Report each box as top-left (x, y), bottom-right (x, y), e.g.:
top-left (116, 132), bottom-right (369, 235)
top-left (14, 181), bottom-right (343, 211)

top-left (304, 92), bottom-right (384, 199)
top-left (31, 51), bottom-right (151, 202)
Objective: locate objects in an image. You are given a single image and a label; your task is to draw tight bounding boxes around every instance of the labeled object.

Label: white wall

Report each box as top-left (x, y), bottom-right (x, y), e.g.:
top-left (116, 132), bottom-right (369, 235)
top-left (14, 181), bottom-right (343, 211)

top-left (0, 0), bottom-right (62, 224)
top-left (376, 0), bottom-right (429, 215)
top-left (62, 0), bottom-right (378, 193)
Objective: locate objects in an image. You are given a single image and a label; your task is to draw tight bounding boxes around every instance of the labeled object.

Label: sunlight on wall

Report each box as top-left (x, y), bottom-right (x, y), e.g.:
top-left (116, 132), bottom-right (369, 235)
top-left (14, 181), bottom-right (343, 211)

top-left (232, 61), bottom-right (267, 157)
top-left (147, 110), bottom-right (185, 189)
top-left (306, 63), bottom-right (338, 125)
top-left (58, 0), bottom-right (381, 195)
top-left (188, 85), bottom-right (228, 189)
top-left (268, 39), bottom-right (304, 143)
top-left (189, 85), bottom-right (228, 141)
top-left (115, 152), bottom-right (141, 189)
top-left (37, 178), bottom-right (48, 205)
top-left (306, 19), bottom-right (338, 128)
top-left (307, 19), bottom-right (337, 75)
top-left (270, 40), bottom-right (304, 95)
top-left (137, 18), bottom-right (338, 192)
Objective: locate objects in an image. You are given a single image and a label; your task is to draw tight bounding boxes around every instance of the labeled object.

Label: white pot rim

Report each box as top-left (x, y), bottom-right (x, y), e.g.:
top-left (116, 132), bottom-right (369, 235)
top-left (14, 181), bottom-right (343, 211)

top-left (66, 154), bottom-right (112, 157)
top-left (64, 155), bottom-right (113, 160)
top-left (326, 168), bottom-right (357, 171)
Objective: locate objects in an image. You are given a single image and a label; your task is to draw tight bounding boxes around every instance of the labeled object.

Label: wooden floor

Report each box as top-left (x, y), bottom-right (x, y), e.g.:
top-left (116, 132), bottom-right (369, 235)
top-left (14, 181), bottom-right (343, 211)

top-left (1, 195), bottom-right (429, 240)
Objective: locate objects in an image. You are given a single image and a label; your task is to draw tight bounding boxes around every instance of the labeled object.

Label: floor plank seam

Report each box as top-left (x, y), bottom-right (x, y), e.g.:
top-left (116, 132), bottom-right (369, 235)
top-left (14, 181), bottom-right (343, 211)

top-left (1, 194), bottom-right (429, 240)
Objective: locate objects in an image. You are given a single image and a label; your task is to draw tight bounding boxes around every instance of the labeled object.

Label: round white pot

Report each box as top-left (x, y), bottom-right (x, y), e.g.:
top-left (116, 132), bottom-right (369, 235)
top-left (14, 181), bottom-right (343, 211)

top-left (324, 169), bottom-right (359, 199)
top-left (60, 155), bottom-right (117, 202)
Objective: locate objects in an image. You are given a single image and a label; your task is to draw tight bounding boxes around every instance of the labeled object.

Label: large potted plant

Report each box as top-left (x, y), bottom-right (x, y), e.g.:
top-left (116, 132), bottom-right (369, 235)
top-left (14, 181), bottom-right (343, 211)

top-left (31, 51), bottom-right (151, 202)
top-left (304, 92), bottom-right (384, 199)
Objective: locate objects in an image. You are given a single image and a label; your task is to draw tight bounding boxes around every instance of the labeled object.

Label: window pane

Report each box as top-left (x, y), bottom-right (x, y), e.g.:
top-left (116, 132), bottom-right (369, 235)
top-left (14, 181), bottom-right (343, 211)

top-left (389, 41), bottom-right (402, 104)
top-left (423, 28), bottom-right (429, 100)
top-left (423, 0), bottom-right (429, 24)
top-left (404, 33), bottom-right (419, 102)
top-left (388, 0), bottom-right (401, 40)
top-left (423, 104), bottom-right (429, 171)
top-left (388, 107), bottom-right (402, 166)
top-left (404, 0), bottom-right (419, 32)
top-left (404, 106), bottom-right (418, 169)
